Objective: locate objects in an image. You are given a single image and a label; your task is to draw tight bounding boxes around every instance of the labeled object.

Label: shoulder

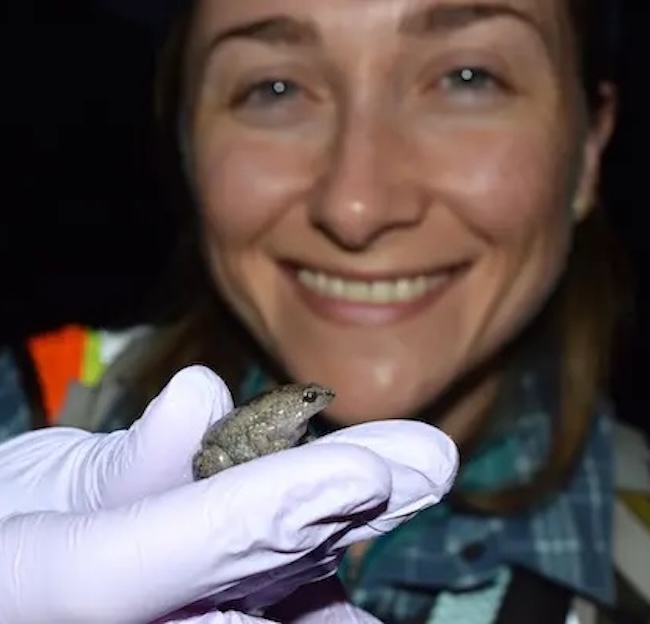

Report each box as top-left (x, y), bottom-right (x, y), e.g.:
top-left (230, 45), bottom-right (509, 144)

top-left (0, 346), bottom-right (32, 442)
top-left (613, 419), bottom-right (650, 492)
top-left (610, 420), bottom-right (650, 617)
top-left (573, 418), bottom-right (650, 622)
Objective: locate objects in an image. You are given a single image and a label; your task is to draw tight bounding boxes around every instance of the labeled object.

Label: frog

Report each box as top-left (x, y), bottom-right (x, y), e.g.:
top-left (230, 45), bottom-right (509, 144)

top-left (192, 382), bottom-right (336, 480)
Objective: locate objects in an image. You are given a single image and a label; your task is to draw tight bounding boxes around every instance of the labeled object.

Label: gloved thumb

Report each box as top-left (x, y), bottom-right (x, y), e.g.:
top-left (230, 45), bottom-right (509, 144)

top-left (88, 365), bottom-right (235, 509)
top-left (0, 366), bottom-right (235, 517)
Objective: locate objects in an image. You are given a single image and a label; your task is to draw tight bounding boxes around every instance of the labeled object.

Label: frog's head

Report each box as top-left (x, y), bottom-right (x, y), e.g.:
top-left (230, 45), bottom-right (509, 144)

top-left (268, 382), bottom-right (335, 444)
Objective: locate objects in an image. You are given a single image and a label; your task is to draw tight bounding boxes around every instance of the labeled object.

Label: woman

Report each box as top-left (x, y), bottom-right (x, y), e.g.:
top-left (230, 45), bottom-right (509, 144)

top-left (7, 0), bottom-right (650, 622)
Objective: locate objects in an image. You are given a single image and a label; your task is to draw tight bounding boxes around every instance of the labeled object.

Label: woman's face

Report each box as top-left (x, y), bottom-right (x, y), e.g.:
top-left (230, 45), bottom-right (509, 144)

top-left (184, 0), bottom-right (614, 426)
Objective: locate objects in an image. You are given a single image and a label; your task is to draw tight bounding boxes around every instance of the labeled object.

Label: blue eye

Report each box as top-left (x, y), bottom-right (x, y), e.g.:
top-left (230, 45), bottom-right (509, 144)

top-left (442, 67), bottom-right (498, 91)
top-left (233, 79), bottom-right (300, 107)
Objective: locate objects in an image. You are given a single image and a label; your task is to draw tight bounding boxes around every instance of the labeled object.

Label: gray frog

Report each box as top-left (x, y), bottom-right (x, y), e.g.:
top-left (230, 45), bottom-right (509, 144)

top-left (192, 382), bottom-right (335, 480)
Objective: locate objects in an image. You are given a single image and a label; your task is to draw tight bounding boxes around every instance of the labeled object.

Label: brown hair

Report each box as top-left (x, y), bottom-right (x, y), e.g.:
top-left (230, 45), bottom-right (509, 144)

top-left (134, 0), bottom-right (626, 514)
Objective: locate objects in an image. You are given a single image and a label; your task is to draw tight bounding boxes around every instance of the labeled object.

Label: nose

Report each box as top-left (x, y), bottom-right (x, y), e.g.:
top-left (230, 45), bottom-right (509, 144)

top-left (309, 112), bottom-right (426, 251)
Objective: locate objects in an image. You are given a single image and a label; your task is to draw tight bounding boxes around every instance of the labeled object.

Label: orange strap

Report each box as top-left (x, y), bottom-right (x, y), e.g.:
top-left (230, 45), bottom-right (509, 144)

top-left (27, 325), bottom-right (86, 424)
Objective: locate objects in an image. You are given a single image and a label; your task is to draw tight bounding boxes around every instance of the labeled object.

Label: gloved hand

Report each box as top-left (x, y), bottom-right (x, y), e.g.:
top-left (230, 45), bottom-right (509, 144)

top-left (0, 366), bottom-right (458, 624)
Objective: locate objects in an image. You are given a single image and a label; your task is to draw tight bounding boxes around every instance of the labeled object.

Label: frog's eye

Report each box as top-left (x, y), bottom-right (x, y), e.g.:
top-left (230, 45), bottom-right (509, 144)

top-left (303, 389), bottom-right (319, 403)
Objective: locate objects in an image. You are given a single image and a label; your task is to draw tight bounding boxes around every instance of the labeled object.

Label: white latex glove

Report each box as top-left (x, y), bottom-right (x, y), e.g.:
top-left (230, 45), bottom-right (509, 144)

top-left (0, 366), bottom-right (458, 623)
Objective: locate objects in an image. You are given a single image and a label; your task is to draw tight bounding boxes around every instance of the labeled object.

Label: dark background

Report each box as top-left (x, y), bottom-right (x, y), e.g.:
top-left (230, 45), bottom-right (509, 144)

top-left (1, 2), bottom-right (649, 429)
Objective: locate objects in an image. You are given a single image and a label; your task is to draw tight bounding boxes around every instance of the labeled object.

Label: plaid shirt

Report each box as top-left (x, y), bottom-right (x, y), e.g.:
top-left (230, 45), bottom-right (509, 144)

top-left (340, 407), bottom-right (614, 623)
top-left (0, 346), bottom-right (615, 623)
top-left (241, 360), bottom-right (615, 623)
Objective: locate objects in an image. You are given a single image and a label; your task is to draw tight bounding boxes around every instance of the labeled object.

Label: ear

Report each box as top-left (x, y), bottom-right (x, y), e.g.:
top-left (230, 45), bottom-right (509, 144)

top-left (572, 84), bottom-right (618, 222)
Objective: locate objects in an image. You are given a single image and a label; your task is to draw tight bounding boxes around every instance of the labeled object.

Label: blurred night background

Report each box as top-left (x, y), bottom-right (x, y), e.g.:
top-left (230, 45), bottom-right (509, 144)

top-left (1, 1), bottom-right (649, 432)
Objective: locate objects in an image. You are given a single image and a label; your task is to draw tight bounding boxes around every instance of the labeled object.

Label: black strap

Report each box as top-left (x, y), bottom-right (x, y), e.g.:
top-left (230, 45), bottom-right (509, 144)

top-left (495, 566), bottom-right (572, 624)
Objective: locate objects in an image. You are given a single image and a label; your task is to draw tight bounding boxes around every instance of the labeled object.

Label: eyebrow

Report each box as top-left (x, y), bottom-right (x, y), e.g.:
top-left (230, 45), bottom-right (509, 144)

top-left (203, 16), bottom-right (319, 54)
top-left (402, 3), bottom-right (545, 41)
top-left (200, 2), bottom-right (546, 60)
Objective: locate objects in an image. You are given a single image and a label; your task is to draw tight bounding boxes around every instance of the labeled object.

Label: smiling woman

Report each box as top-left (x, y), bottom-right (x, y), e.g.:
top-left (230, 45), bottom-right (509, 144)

top-left (157, 0), bottom-right (617, 465)
top-left (22, 0), bottom-right (648, 623)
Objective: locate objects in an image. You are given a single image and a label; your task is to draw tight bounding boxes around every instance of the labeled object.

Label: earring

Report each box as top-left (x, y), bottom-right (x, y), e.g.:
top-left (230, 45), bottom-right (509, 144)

top-left (572, 197), bottom-right (592, 223)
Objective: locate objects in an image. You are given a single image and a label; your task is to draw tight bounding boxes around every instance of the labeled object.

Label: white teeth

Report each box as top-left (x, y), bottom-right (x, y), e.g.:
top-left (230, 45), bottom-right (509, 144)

top-left (296, 269), bottom-right (449, 304)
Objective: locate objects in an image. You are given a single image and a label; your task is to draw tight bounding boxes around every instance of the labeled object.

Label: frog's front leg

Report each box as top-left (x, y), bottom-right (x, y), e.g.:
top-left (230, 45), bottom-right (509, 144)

top-left (247, 423), bottom-right (291, 458)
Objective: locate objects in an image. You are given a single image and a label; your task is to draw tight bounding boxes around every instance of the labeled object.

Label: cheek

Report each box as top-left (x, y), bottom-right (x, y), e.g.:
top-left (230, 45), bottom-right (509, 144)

top-left (189, 124), bottom-right (325, 344)
top-left (192, 135), bottom-right (310, 246)
top-left (423, 123), bottom-right (576, 239)
top-left (427, 119), bottom-right (577, 279)
top-left (392, 117), bottom-right (579, 391)
top-left (432, 126), bottom-right (577, 349)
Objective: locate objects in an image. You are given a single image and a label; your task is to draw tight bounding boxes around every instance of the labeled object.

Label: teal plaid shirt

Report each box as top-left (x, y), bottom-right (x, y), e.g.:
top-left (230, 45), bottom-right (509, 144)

top-left (1, 346), bottom-right (614, 623)
top-left (240, 360), bottom-right (615, 623)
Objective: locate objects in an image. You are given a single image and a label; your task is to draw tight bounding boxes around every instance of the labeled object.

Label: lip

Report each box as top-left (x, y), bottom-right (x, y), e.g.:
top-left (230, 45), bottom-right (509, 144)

top-left (280, 261), bottom-right (469, 327)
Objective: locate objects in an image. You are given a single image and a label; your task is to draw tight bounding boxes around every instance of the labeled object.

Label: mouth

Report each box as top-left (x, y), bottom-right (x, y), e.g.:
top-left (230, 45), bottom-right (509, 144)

top-left (283, 262), bottom-right (468, 326)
